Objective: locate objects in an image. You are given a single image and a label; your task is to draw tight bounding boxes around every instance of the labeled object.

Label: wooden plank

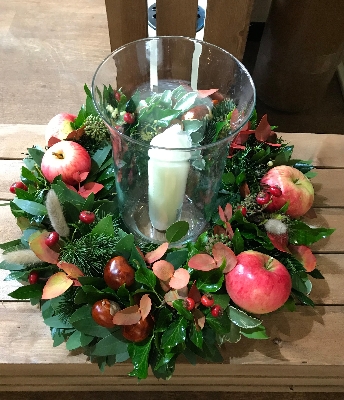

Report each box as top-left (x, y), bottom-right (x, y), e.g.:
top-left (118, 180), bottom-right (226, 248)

top-left (156, 0), bottom-right (198, 38)
top-left (204, 0), bottom-right (254, 60)
top-left (104, 0), bottom-right (148, 52)
top-left (1, 303), bottom-right (344, 391)
top-left (279, 133), bottom-right (344, 168)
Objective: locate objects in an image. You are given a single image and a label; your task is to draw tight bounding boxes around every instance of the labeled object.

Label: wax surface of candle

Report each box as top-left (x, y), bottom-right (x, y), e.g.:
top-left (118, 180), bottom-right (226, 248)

top-left (148, 124), bottom-right (192, 231)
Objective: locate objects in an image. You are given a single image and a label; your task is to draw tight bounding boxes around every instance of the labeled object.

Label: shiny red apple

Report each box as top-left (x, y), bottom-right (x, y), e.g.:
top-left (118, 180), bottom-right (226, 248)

top-left (41, 141), bottom-right (91, 185)
top-left (225, 250), bottom-right (292, 314)
top-left (45, 113), bottom-right (77, 147)
top-left (260, 165), bottom-right (314, 217)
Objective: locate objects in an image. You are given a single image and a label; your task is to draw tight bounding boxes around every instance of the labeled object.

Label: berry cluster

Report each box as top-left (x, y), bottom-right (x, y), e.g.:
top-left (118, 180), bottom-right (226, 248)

top-left (256, 184), bottom-right (282, 206)
top-left (184, 293), bottom-right (223, 318)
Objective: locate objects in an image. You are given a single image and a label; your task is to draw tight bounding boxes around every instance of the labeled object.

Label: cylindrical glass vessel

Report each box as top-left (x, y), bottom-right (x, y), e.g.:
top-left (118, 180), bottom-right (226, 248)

top-left (92, 36), bottom-right (255, 244)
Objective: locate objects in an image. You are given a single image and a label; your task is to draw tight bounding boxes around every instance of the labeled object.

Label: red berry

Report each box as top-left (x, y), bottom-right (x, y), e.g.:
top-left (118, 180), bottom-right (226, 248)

top-left (210, 304), bottom-right (222, 318)
top-left (45, 231), bottom-right (60, 247)
top-left (268, 185), bottom-right (282, 197)
top-left (10, 181), bottom-right (28, 194)
top-left (201, 294), bottom-right (214, 308)
top-left (238, 205), bottom-right (247, 217)
top-left (28, 270), bottom-right (39, 285)
top-left (114, 91), bottom-right (121, 102)
top-left (184, 297), bottom-right (195, 311)
top-left (256, 191), bottom-right (271, 205)
top-left (79, 210), bottom-right (95, 224)
top-left (123, 112), bottom-right (135, 124)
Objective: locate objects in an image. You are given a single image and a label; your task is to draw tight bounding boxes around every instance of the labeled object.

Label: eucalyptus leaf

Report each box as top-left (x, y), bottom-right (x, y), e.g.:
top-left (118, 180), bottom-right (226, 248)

top-left (12, 198), bottom-right (47, 216)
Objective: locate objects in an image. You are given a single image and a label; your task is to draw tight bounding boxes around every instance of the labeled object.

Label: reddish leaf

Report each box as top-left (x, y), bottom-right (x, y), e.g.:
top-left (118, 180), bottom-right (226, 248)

top-left (65, 126), bottom-right (85, 141)
top-left (29, 231), bottom-right (59, 264)
top-left (267, 232), bottom-right (291, 253)
top-left (212, 242), bottom-right (237, 273)
top-left (289, 245), bottom-right (316, 272)
top-left (188, 281), bottom-right (202, 304)
top-left (188, 253), bottom-right (217, 271)
top-left (57, 261), bottom-right (84, 279)
top-left (66, 184), bottom-right (78, 193)
top-left (197, 88), bottom-right (219, 98)
top-left (41, 272), bottom-right (73, 299)
top-left (78, 182), bottom-right (104, 198)
top-left (229, 108), bottom-right (239, 129)
top-left (72, 171), bottom-right (88, 183)
top-left (218, 206), bottom-right (226, 223)
top-left (145, 242), bottom-right (169, 264)
top-left (152, 260), bottom-right (174, 281)
top-left (193, 308), bottom-right (205, 330)
top-left (159, 280), bottom-right (171, 292)
top-left (225, 222), bottom-right (234, 239)
top-left (239, 182), bottom-right (250, 198)
top-left (255, 114), bottom-right (272, 142)
top-left (169, 268), bottom-right (190, 290)
top-left (177, 286), bottom-right (189, 298)
top-left (224, 203), bottom-right (232, 221)
top-left (139, 294), bottom-right (152, 321)
top-left (112, 305), bottom-right (141, 325)
top-left (213, 225), bottom-right (226, 235)
top-left (164, 290), bottom-right (183, 306)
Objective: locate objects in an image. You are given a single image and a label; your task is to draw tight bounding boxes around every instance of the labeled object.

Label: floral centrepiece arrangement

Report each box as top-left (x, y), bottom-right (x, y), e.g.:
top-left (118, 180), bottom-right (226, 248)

top-left (0, 85), bottom-right (334, 380)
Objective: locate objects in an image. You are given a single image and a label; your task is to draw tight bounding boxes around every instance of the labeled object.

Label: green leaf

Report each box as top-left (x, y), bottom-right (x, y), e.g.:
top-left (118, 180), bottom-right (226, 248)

top-left (189, 324), bottom-right (203, 349)
top-left (12, 198), bottom-right (47, 216)
top-left (289, 220), bottom-right (335, 246)
top-left (232, 228), bottom-right (245, 254)
top-left (80, 333), bottom-right (94, 347)
top-left (173, 92), bottom-right (198, 113)
top-left (195, 269), bottom-right (224, 293)
top-left (92, 145), bottom-right (112, 168)
top-left (128, 337), bottom-right (153, 380)
top-left (235, 171), bottom-right (246, 186)
top-left (292, 289), bottom-right (314, 307)
top-left (165, 221), bottom-right (189, 243)
top-left (92, 332), bottom-right (128, 356)
top-left (165, 249), bottom-right (189, 269)
top-left (155, 307), bottom-right (173, 333)
top-left (206, 310), bottom-right (231, 335)
top-left (52, 329), bottom-right (66, 347)
top-left (0, 260), bottom-right (25, 271)
top-left (8, 283), bottom-right (43, 299)
top-left (241, 324), bottom-right (269, 339)
top-left (44, 316), bottom-right (73, 329)
top-left (173, 299), bottom-right (193, 320)
top-left (69, 304), bottom-right (92, 323)
top-left (115, 234), bottom-right (135, 259)
top-left (161, 317), bottom-right (187, 352)
top-left (77, 277), bottom-right (107, 289)
top-left (212, 293), bottom-right (230, 310)
top-left (308, 268), bottom-right (325, 279)
top-left (284, 297), bottom-right (296, 312)
top-left (228, 306), bottom-right (262, 328)
top-left (292, 274), bottom-right (309, 294)
top-left (21, 166), bottom-right (39, 184)
top-left (72, 317), bottom-right (112, 338)
top-left (135, 265), bottom-right (156, 290)
top-left (66, 330), bottom-right (82, 350)
top-left (27, 147), bottom-right (44, 167)
top-left (222, 171), bottom-right (235, 185)
top-left (91, 215), bottom-right (115, 237)
top-left (51, 181), bottom-right (85, 208)
top-left (218, 321), bottom-right (241, 344)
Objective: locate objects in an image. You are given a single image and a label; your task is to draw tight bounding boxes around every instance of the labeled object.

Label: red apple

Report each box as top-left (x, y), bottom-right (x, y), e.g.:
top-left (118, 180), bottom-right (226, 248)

top-left (261, 166), bottom-right (314, 217)
top-left (45, 113), bottom-right (76, 147)
top-left (225, 250), bottom-right (292, 314)
top-left (41, 141), bottom-right (91, 185)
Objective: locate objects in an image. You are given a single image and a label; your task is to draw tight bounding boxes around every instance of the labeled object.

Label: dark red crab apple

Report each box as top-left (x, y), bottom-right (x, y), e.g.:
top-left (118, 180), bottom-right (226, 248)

top-left (225, 250), bottom-right (292, 314)
top-left (40, 141), bottom-right (91, 186)
top-left (260, 166), bottom-right (314, 217)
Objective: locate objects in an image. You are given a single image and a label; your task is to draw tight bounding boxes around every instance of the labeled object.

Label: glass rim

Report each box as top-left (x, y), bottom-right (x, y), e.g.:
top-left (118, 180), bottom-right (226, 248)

top-left (92, 35), bottom-right (256, 152)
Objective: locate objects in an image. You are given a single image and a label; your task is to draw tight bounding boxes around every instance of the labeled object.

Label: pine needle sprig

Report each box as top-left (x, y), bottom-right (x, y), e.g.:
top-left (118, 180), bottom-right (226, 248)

top-left (54, 287), bottom-right (79, 323)
top-left (60, 233), bottom-right (120, 276)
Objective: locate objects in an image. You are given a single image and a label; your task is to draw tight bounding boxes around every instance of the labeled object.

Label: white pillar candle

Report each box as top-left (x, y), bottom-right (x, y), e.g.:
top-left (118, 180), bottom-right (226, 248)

top-left (148, 124), bottom-right (192, 231)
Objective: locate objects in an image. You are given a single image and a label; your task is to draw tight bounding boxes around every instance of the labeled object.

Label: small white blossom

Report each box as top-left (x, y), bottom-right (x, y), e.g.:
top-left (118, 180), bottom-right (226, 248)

top-left (264, 218), bottom-right (288, 235)
top-left (106, 104), bottom-right (114, 113)
top-left (267, 161), bottom-right (273, 167)
top-left (111, 108), bottom-right (119, 118)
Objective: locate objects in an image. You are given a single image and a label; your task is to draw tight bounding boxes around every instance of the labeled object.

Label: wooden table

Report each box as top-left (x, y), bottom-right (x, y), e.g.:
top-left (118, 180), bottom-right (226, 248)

top-left (1, 125), bottom-right (344, 392)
